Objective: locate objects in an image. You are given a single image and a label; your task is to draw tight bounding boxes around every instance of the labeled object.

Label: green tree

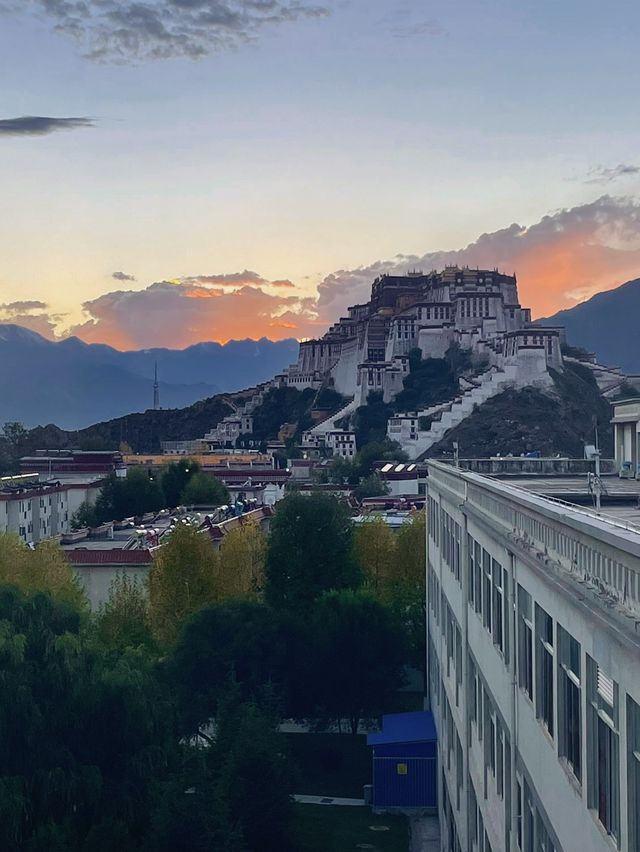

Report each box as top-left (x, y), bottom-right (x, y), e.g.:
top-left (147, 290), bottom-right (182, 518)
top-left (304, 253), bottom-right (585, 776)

top-left (217, 523), bottom-right (266, 599)
top-left (353, 516), bottom-right (397, 595)
top-left (148, 523), bottom-right (219, 647)
top-left (265, 493), bottom-right (360, 612)
top-left (94, 572), bottom-right (153, 652)
top-left (160, 458), bottom-right (201, 508)
top-left (0, 587), bottom-right (176, 851)
top-left (71, 500), bottom-right (99, 530)
top-left (310, 589), bottom-right (407, 734)
top-left (168, 600), bottom-right (290, 738)
top-left (0, 535), bottom-right (88, 611)
top-left (215, 692), bottom-right (295, 852)
top-left (354, 473), bottom-right (389, 501)
top-left (180, 472), bottom-right (229, 506)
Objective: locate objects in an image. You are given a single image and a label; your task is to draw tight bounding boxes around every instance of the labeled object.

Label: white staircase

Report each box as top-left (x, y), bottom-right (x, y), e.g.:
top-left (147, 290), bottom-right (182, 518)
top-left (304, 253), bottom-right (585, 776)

top-left (310, 397), bottom-right (358, 436)
top-left (393, 366), bottom-right (519, 459)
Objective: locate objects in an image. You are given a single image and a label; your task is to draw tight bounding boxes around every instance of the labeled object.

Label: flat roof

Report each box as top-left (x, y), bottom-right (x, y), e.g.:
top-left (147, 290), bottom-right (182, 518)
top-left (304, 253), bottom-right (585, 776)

top-left (368, 711), bottom-right (436, 746)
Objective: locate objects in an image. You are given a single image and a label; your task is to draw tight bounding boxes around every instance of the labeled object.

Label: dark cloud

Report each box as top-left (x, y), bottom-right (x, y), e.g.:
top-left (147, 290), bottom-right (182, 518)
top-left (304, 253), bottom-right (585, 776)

top-left (0, 300), bottom-right (48, 311)
top-left (15, 0), bottom-right (330, 62)
top-left (0, 116), bottom-right (94, 136)
top-left (586, 164), bottom-right (640, 185)
top-left (112, 271), bottom-right (136, 281)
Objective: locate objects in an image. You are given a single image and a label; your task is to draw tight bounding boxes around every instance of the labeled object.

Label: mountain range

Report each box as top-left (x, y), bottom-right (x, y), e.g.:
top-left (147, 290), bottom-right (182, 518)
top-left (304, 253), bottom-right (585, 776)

top-left (0, 325), bottom-right (299, 429)
top-left (539, 276), bottom-right (640, 373)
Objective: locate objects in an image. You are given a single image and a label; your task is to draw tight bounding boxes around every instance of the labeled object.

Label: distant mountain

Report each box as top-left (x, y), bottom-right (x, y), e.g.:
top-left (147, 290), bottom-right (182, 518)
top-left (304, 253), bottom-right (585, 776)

top-left (538, 277), bottom-right (640, 373)
top-left (0, 325), bottom-right (299, 429)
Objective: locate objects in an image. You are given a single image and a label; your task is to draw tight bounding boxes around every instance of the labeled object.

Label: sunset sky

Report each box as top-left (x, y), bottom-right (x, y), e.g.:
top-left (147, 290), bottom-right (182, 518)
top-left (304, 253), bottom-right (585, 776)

top-left (1, 0), bottom-right (640, 349)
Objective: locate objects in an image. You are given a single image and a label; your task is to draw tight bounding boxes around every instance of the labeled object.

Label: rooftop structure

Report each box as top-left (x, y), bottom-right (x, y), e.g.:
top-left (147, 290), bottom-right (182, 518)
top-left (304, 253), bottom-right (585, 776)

top-left (20, 449), bottom-right (125, 483)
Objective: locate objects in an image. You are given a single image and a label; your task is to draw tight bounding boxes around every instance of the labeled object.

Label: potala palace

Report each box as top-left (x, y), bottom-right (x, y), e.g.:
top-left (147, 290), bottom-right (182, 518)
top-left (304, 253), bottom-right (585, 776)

top-left (290, 266), bottom-right (564, 459)
top-left (187, 266), bottom-right (632, 462)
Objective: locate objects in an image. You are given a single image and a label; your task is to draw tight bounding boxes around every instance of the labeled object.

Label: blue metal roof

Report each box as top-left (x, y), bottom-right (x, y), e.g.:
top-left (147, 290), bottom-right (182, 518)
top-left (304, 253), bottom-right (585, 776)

top-left (367, 710), bottom-right (436, 746)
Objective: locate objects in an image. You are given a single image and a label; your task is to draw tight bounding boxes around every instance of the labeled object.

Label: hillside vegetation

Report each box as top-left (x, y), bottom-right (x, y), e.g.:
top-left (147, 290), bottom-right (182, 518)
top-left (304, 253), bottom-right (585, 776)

top-left (427, 360), bottom-right (613, 459)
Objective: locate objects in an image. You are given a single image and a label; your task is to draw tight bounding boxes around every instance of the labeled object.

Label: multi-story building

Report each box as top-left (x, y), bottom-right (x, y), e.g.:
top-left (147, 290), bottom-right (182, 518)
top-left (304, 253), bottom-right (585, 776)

top-left (426, 460), bottom-right (640, 852)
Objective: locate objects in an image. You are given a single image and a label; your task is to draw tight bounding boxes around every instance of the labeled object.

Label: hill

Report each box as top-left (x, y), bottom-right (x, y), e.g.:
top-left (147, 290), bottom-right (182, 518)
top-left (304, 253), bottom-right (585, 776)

top-left (538, 277), bottom-right (640, 373)
top-left (0, 325), bottom-right (299, 429)
top-left (426, 360), bottom-right (613, 459)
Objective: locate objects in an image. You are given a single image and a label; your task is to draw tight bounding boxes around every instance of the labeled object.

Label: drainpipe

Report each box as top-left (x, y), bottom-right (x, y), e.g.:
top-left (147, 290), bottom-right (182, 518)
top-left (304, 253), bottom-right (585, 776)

top-left (509, 548), bottom-right (519, 852)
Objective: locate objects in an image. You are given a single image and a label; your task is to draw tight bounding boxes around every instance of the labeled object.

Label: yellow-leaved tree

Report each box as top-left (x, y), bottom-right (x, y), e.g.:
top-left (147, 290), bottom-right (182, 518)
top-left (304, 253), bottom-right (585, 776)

top-left (217, 523), bottom-right (266, 600)
top-left (353, 516), bottom-right (397, 600)
top-left (0, 535), bottom-right (88, 611)
top-left (148, 523), bottom-right (219, 647)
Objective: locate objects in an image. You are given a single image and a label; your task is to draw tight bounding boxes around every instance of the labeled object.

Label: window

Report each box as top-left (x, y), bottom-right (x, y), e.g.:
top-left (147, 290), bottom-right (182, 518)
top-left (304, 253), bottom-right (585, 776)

top-left (483, 551), bottom-right (492, 633)
top-left (587, 658), bottom-right (619, 841)
top-left (535, 605), bottom-right (554, 737)
top-left (558, 625), bottom-right (581, 782)
top-left (468, 534), bottom-right (475, 608)
top-left (628, 697), bottom-right (640, 852)
top-left (492, 559), bottom-right (504, 653)
top-left (474, 541), bottom-right (482, 615)
top-left (518, 586), bottom-right (533, 700)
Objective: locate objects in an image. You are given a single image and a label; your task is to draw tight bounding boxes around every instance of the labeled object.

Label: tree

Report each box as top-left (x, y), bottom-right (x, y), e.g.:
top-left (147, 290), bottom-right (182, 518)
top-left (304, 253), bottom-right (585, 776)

top-left (217, 524), bottom-right (266, 600)
top-left (391, 514), bottom-right (427, 684)
top-left (309, 589), bottom-right (407, 734)
top-left (353, 516), bottom-right (397, 596)
top-left (353, 473), bottom-right (389, 502)
top-left (0, 587), bottom-right (176, 851)
top-left (0, 535), bottom-right (88, 611)
top-left (181, 472), bottom-right (229, 507)
top-left (148, 524), bottom-right (219, 647)
top-left (71, 500), bottom-right (99, 530)
top-left (168, 600), bottom-right (291, 738)
top-left (214, 692), bottom-right (295, 852)
top-left (265, 493), bottom-right (360, 612)
top-left (94, 572), bottom-right (153, 652)
top-left (161, 459), bottom-right (201, 508)
top-left (92, 469), bottom-right (165, 523)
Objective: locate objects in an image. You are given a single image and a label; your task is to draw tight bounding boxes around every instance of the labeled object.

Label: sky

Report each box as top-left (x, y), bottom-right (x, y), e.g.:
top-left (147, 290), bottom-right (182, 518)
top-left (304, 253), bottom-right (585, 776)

top-left (1, 0), bottom-right (640, 349)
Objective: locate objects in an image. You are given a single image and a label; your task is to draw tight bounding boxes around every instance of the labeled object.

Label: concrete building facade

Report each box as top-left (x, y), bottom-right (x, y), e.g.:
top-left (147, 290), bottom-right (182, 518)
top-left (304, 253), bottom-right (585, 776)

top-left (611, 398), bottom-right (640, 478)
top-left (426, 460), bottom-right (640, 852)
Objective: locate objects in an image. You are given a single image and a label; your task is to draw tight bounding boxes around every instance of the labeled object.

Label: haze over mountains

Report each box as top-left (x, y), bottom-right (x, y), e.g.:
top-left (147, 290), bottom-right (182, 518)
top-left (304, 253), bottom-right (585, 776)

top-left (539, 276), bottom-right (640, 374)
top-left (0, 325), bottom-right (298, 429)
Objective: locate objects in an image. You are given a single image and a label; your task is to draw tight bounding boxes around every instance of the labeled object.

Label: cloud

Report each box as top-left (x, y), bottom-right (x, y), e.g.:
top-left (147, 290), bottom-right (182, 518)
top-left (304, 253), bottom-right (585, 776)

top-left (586, 164), bottom-right (640, 185)
top-left (379, 5), bottom-right (445, 38)
top-left (13, 0), bottom-right (330, 62)
top-left (316, 196), bottom-right (640, 319)
top-left (67, 278), bottom-right (322, 348)
top-left (0, 116), bottom-right (94, 136)
top-left (0, 300), bottom-right (61, 339)
top-left (0, 300), bottom-right (48, 312)
top-left (111, 270), bottom-right (136, 282)
top-left (7, 196), bottom-right (640, 348)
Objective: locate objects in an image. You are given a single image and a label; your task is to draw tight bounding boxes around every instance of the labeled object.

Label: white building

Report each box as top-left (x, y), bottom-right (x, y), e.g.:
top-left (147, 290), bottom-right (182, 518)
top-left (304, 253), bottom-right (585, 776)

top-left (0, 476), bottom-right (101, 545)
top-left (426, 460), bottom-right (640, 852)
top-left (611, 398), bottom-right (640, 478)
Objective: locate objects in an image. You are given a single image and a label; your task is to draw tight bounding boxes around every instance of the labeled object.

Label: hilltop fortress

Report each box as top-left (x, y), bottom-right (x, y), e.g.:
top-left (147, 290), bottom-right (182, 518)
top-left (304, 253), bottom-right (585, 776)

top-left (187, 267), bottom-right (572, 461)
top-left (287, 266), bottom-right (563, 401)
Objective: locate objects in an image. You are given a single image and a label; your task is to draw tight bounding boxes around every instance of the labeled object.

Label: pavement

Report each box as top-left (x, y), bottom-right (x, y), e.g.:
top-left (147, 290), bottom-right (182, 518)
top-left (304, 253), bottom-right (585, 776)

top-left (409, 814), bottom-right (440, 851)
top-left (293, 794), bottom-right (365, 806)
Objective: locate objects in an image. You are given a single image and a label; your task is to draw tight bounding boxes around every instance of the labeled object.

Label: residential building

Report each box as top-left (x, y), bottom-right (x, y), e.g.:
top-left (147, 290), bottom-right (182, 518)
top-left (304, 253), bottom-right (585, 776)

top-left (426, 460), bottom-right (640, 852)
top-left (66, 549), bottom-right (153, 609)
top-left (20, 449), bottom-right (126, 483)
top-left (0, 478), bottom-right (96, 544)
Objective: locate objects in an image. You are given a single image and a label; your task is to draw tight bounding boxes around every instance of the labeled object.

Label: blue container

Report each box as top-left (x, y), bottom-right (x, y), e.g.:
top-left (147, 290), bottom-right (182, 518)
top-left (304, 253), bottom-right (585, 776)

top-left (367, 711), bottom-right (437, 810)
